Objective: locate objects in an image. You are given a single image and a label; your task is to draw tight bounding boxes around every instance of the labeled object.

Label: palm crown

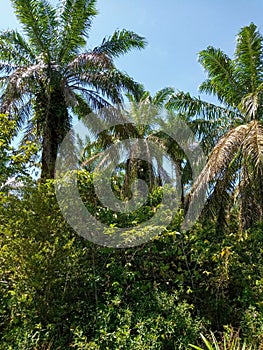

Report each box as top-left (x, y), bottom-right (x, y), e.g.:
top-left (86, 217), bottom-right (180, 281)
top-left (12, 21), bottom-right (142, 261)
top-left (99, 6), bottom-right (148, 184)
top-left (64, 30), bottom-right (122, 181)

top-left (0, 0), bottom-right (146, 179)
top-left (168, 23), bottom-right (263, 229)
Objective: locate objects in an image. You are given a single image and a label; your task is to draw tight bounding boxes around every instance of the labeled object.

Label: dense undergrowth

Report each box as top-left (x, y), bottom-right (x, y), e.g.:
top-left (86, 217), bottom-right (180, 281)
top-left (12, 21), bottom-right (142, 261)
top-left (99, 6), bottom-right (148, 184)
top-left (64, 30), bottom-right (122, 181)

top-left (0, 176), bottom-right (263, 349)
top-left (1, 1), bottom-right (263, 348)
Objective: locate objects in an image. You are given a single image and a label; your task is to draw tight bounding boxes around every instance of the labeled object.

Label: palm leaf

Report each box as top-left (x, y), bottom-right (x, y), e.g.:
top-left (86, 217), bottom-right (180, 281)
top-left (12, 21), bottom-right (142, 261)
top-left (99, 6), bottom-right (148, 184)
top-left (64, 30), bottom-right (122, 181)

top-left (243, 120), bottom-right (263, 167)
top-left (201, 154), bottom-right (240, 231)
top-left (75, 68), bottom-right (142, 104)
top-left (186, 124), bottom-right (250, 224)
top-left (152, 87), bottom-right (175, 107)
top-left (167, 91), bottom-right (241, 122)
top-left (93, 29), bottom-right (146, 58)
top-left (0, 30), bottom-right (34, 66)
top-left (238, 83), bottom-right (263, 120)
top-left (67, 52), bottom-right (114, 75)
top-left (10, 0), bottom-right (56, 56)
top-left (56, 0), bottom-right (97, 60)
top-left (235, 23), bottom-right (263, 94)
top-left (239, 159), bottom-right (261, 229)
top-left (198, 47), bottom-right (240, 105)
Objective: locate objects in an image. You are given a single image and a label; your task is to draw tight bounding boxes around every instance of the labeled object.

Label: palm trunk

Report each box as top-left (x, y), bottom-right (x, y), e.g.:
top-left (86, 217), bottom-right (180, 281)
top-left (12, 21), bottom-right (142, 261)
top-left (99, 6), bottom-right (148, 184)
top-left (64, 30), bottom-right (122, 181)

top-left (39, 89), bottom-right (69, 181)
top-left (41, 122), bottom-right (60, 180)
top-left (121, 158), bottom-right (136, 199)
top-left (121, 158), bottom-right (156, 199)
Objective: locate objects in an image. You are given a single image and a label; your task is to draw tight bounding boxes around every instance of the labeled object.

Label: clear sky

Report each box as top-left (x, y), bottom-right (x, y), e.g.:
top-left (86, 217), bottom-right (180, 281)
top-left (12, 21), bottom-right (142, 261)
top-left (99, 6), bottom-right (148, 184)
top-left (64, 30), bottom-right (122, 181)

top-left (1, 0), bottom-right (263, 97)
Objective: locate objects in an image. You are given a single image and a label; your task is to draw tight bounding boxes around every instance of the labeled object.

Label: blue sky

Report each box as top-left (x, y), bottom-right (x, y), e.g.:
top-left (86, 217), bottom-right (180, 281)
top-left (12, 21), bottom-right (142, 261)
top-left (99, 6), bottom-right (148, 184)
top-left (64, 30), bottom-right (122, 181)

top-left (1, 0), bottom-right (263, 98)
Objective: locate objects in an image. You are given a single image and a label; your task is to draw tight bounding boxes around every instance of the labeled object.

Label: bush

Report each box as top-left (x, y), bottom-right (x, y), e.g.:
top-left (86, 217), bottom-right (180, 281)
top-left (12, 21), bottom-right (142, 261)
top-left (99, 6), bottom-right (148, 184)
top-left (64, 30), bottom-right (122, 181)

top-left (1, 173), bottom-right (263, 349)
top-left (0, 178), bottom-right (205, 349)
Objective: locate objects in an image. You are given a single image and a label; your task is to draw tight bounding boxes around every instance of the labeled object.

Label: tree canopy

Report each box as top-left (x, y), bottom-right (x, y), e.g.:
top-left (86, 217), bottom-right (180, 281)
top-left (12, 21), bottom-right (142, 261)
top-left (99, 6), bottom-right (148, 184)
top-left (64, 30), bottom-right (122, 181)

top-left (1, 2), bottom-right (263, 348)
top-left (168, 23), bottom-right (263, 230)
top-left (0, 0), bottom-right (146, 179)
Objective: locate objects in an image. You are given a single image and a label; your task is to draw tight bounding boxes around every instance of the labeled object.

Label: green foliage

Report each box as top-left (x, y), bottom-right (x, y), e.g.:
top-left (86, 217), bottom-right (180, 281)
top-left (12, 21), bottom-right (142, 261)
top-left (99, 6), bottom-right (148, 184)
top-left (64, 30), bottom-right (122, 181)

top-left (0, 113), bottom-right (39, 187)
top-left (168, 23), bottom-right (263, 230)
top-left (1, 14), bottom-right (263, 349)
top-left (1, 175), bottom-right (263, 348)
top-left (241, 306), bottom-right (263, 346)
top-left (0, 178), bottom-right (203, 349)
top-left (72, 295), bottom-right (203, 349)
top-left (1, 0), bottom-right (147, 179)
top-left (0, 114), bottom-right (16, 184)
top-left (189, 330), bottom-right (255, 350)
top-left (76, 169), bottom-right (171, 228)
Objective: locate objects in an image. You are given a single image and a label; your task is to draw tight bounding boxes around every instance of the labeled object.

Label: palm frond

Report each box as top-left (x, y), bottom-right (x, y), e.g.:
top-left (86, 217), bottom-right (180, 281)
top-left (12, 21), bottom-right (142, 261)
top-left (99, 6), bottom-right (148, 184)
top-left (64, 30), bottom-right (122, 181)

top-left (196, 123), bottom-right (249, 187)
top-left (198, 46), bottom-right (240, 105)
top-left (239, 156), bottom-right (263, 229)
top-left (75, 68), bottom-right (142, 104)
top-left (0, 62), bottom-right (19, 76)
top-left (167, 91), bottom-right (241, 122)
top-left (152, 87), bottom-right (175, 107)
top-left (55, 0), bottom-right (97, 60)
top-left (173, 24), bottom-right (263, 230)
top-left (67, 52), bottom-right (114, 75)
top-left (189, 118), bottom-right (227, 152)
top-left (0, 63), bottom-right (43, 114)
top-left (238, 83), bottom-right (263, 120)
top-left (235, 23), bottom-right (263, 94)
top-left (0, 30), bottom-right (35, 66)
top-left (202, 154), bottom-right (240, 231)
top-left (93, 29), bottom-right (147, 58)
top-left (71, 92), bottom-right (110, 134)
top-left (10, 0), bottom-right (56, 56)
top-left (126, 84), bottom-right (147, 103)
top-left (243, 120), bottom-right (263, 167)
top-left (187, 124), bottom-right (250, 222)
top-left (1, 92), bottom-right (33, 128)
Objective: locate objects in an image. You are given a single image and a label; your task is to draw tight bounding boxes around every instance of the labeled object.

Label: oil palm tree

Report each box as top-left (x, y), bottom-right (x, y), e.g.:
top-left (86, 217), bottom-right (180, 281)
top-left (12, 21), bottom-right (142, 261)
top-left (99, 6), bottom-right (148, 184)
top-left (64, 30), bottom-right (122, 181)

top-left (81, 86), bottom-right (193, 205)
top-left (0, 0), bottom-right (146, 179)
top-left (80, 87), bottom-right (175, 199)
top-left (168, 23), bottom-right (263, 229)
